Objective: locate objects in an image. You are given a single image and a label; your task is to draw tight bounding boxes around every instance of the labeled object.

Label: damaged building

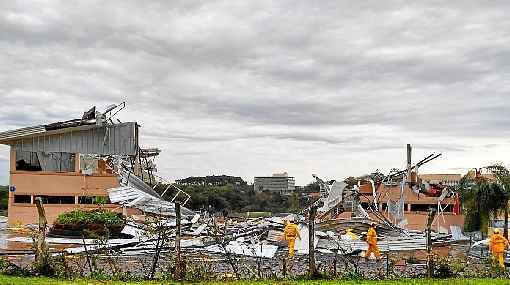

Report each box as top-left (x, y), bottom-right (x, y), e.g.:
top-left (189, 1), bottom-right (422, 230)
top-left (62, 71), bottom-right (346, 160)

top-left (312, 145), bottom-right (465, 234)
top-left (0, 103), bottom-right (167, 225)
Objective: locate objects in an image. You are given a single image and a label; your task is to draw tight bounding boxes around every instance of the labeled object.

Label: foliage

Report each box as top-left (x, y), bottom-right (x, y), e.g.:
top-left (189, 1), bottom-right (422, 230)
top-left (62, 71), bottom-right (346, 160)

top-left (368, 170), bottom-right (386, 184)
top-left (140, 214), bottom-right (175, 279)
top-left (0, 257), bottom-right (32, 277)
top-left (157, 183), bottom-right (310, 214)
top-left (0, 185), bottom-right (8, 212)
top-left (93, 196), bottom-right (107, 205)
top-left (486, 164), bottom-right (510, 236)
top-left (343, 177), bottom-right (358, 190)
top-left (3, 276), bottom-right (510, 285)
top-left (456, 174), bottom-right (509, 233)
top-left (302, 181), bottom-right (320, 193)
top-left (432, 256), bottom-right (467, 278)
top-left (487, 164), bottom-right (510, 189)
top-left (55, 209), bottom-right (124, 226)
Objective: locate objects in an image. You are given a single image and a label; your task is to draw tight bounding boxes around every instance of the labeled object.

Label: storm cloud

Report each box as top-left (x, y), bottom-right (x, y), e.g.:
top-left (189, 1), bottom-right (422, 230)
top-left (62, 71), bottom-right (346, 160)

top-left (0, 1), bottom-right (509, 184)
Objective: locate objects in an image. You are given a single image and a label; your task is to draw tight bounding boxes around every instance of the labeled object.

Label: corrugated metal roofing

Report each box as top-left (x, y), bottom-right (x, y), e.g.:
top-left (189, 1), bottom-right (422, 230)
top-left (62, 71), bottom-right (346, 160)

top-left (108, 186), bottom-right (195, 217)
top-left (1, 122), bottom-right (138, 156)
top-left (0, 125), bottom-right (46, 141)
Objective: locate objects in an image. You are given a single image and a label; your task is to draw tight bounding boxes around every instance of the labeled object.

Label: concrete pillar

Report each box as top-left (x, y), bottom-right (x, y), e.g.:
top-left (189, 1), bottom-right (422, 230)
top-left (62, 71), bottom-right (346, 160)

top-left (9, 147), bottom-right (16, 172)
top-left (74, 153), bottom-right (80, 173)
top-left (8, 147), bottom-right (16, 211)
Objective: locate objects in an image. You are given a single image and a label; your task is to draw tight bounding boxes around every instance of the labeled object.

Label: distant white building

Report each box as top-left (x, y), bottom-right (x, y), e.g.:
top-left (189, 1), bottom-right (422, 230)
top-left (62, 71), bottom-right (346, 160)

top-left (254, 172), bottom-right (295, 194)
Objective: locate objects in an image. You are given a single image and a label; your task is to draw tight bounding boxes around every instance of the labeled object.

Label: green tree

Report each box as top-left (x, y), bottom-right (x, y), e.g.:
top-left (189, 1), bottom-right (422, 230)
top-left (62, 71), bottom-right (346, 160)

top-left (487, 164), bottom-right (510, 238)
top-left (0, 186), bottom-right (8, 214)
top-left (288, 192), bottom-right (300, 212)
top-left (457, 174), bottom-right (508, 235)
top-left (343, 176), bottom-right (358, 189)
top-left (303, 181), bottom-right (320, 193)
top-left (160, 182), bottom-right (305, 214)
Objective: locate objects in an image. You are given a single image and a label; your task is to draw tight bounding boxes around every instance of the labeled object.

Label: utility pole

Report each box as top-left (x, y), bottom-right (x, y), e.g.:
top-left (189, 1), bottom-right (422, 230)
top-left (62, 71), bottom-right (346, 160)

top-left (407, 144), bottom-right (412, 184)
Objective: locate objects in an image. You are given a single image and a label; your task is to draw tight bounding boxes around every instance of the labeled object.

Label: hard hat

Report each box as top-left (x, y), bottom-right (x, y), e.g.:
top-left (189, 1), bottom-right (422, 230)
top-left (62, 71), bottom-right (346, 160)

top-left (494, 229), bottom-right (501, 234)
top-left (370, 222), bottom-right (376, 227)
top-left (346, 228), bottom-right (353, 232)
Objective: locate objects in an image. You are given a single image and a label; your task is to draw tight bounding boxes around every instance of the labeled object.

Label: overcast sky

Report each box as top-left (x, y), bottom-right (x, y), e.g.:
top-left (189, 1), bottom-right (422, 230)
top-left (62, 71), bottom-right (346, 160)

top-left (1, 1), bottom-right (509, 185)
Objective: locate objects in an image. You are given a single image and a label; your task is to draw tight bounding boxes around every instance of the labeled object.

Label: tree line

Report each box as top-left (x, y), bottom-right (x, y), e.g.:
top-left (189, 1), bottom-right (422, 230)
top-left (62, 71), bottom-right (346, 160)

top-left (156, 182), bottom-right (321, 214)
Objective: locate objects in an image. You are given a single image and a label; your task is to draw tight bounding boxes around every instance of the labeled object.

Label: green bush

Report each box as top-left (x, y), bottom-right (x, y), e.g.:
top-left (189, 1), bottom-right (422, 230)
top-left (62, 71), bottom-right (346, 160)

top-left (55, 209), bottom-right (124, 225)
top-left (0, 186), bottom-right (8, 213)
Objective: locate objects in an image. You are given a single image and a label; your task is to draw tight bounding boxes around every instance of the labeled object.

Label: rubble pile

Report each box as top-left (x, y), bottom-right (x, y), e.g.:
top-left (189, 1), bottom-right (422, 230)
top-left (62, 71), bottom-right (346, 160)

top-left (39, 214), bottom-right (443, 260)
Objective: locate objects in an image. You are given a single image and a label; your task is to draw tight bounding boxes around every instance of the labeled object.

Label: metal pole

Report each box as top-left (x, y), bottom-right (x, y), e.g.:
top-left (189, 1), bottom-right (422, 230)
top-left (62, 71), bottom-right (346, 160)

top-left (407, 144), bottom-right (412, 184)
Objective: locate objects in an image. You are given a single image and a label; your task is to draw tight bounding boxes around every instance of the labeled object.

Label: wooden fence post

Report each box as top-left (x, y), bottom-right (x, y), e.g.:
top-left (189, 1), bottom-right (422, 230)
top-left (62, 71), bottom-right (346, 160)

top-left (34, 197), bottom-right (50, 273)
top-left (175, 202), bottom-right (183, 280)
top-left (35, 198), bottom-right (47, 259)
top-left (308, 206), bottom-right (317, 277)
top-left (426, 208), bottom-right (436, 278)
top-left (282, 256), bottom-right (287, 277)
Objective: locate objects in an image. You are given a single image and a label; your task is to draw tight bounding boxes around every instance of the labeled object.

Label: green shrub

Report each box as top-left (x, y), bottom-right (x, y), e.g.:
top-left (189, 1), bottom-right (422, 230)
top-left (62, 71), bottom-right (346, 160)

top-left (55, 209), bottom-right (124, 225)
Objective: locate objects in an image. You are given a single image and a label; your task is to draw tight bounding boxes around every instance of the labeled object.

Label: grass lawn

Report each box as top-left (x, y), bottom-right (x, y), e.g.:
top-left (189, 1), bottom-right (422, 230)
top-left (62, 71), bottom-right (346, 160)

top-left (0, 276), bottom-right (508, 285)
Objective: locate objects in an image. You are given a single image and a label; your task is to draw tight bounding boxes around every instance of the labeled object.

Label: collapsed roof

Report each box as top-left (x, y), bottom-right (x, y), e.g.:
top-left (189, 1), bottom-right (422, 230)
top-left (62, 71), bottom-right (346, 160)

top-left (0, 103), bottom-right (138, 156)
top-left (0, 103), bottom-right (194, 217)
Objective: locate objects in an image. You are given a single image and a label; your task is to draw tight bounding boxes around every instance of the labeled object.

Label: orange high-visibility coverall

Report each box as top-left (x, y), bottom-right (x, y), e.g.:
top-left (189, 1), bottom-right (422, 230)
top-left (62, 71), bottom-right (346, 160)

top-left (284, 222), bottom-right (300, 257)
top-left (365, 226), bottom-right (381, 259)
top-left (490, 232), bottom-right (509, 267)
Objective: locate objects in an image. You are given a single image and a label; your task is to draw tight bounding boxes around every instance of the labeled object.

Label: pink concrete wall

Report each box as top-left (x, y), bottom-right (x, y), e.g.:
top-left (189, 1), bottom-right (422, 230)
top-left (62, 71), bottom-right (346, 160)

top-left (10, 172), bottom-right (119, 196)
top-left (8, 171), bottom-right (120, 225)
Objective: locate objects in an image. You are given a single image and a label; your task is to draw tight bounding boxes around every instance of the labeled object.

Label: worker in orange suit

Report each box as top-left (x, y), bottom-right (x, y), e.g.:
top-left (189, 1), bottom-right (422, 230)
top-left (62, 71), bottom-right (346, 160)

top-left (365, 222), bottom-right (381, 260)
top-left (490, 229), bottom-right (509, 268)
top-left (283, 218), bottom-right (301, 258)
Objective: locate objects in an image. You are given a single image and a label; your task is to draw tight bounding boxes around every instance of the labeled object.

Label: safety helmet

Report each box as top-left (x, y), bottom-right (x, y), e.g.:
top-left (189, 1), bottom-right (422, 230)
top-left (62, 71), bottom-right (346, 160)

top-left (494, 229), bottom-right (501, 234)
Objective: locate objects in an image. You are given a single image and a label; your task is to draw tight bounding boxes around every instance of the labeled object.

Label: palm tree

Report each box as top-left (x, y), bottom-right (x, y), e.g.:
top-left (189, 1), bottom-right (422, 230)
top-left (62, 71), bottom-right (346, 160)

top-left (457, 172), bottom-right (508, 235)
top-left (487, 164), bottom-right (510, 238)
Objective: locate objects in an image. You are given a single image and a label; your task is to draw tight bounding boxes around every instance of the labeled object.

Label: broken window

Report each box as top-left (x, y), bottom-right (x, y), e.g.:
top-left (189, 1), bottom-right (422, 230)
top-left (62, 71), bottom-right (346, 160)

top-left (442, 205), bottom-right (453, 212)
top-left (411, 204), bottom-right (436, 212)
top-left (13, 195), bottom-right (31, 203)
top-left (16, 151), bottom-right (75, 172)
top-left (78, 196), bottom-right (110, 204)
top-left (79, 155), bottom-right (114, 175)
top-left (16, 151), bottom-right (42, 171)
top-left (80, 154), bottom-right (98, 175)
top-left (34, 195), bottom-right (75, 204)
top-left (37, 152), bottom-right (75, 172)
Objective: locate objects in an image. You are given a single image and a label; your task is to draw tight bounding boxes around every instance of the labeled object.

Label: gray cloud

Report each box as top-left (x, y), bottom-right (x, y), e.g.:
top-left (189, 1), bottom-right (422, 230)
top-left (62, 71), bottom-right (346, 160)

top-left (0, 1), bottom-right (509, 184)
